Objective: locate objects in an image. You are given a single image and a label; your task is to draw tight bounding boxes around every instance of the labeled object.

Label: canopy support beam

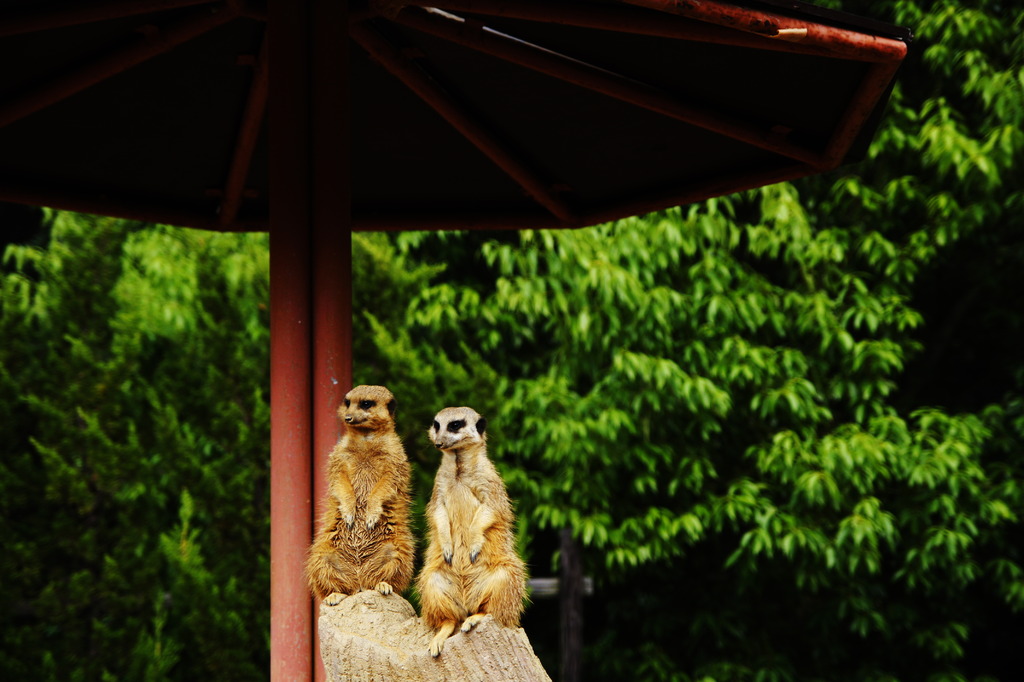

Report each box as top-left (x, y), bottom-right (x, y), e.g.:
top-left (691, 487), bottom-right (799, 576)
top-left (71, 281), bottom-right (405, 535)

top-left (0, 0), bottom-right (215, 37)
top-left (220, 33), bottom-right (268, 226)
top-left (401, 0), bottom-right (896, 62)
top-left (351, 21), bottom-right (575, 224)
top-left (0, 4), bottom-right (239, 129)
top-left (622, 0), bottom-right (908, 62)
top-left (382, 5), bottom-right (827, 167)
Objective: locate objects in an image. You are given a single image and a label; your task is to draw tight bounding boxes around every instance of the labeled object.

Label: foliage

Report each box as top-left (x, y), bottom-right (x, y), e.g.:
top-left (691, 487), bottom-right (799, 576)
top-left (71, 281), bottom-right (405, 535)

top-left (388, 203), bottom-right (1022, 680)
top-left (0, 213), bottom-right (270, 680)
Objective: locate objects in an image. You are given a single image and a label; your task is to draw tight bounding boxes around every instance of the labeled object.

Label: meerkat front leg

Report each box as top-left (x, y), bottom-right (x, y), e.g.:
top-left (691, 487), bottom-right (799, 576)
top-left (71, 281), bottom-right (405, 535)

top-left (330, 472), bottom-right (358, 527)
top-left (324, 591), bottom-right (348, 606)
top-left (461, 613), bottom-right (488, 632)
top-left (433, 502), bottom-right (455, 564)
top-left (373, 545), bottom-right (402, 595)
top-left (468, 504), bottom-right (497, 563)
top-left (363, 474), bottom-right (396, 529)
top-left (429, 620), bottom-right (458, 657)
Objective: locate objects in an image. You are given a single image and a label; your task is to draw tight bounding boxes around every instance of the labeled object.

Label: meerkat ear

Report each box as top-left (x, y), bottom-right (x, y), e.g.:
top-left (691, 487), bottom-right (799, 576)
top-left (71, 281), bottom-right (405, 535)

top-left (476, 417), bottom-right (487, 435)
top-left (387, 398), bottom-right (397, 416)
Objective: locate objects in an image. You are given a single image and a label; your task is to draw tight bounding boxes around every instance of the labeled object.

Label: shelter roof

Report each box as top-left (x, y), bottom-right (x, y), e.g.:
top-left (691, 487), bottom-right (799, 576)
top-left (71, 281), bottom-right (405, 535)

top-left (0, 0), bottom-right (911, 231)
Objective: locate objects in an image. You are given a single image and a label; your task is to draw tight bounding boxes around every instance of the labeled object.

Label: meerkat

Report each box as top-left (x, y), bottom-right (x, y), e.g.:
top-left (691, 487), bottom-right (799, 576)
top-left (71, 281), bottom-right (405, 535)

top-left (305, 385), bottom-right (415, 605)
top-left (416, 406), bottom-right (527, 657)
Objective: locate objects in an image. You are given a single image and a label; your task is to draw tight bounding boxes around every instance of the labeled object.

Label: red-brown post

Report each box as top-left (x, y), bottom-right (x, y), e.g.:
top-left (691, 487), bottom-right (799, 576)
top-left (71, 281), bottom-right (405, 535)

top-left (269, 0), bottom-right (313, 678)
top-left (269, 1), bottom-right (352, 680)
top-left (310, 0), bottom-right (353, 680)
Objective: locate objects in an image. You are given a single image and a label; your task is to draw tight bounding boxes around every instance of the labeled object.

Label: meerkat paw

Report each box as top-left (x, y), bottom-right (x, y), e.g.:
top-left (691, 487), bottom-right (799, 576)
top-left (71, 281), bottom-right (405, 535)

top-left (375, 581), bottom-right (393, 596)
top-left (324, 592), bottom-right (347, 606)
top-left (468, 534), bottom-right (485, 562)
top-left (339, 506), bottom-right (355, 528)
top-left (461, 613), bottom-right (487, 632)
top-left (442, 544), bottom-right (454, 564)
top-left (428, 622), bottom-right (457, 657)
top-left (364, 510), bottom-right (381, 530)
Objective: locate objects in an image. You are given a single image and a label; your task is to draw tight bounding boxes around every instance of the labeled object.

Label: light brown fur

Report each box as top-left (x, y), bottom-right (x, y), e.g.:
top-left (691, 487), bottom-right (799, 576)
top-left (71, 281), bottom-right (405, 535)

top-left (305, 385), bottom-right (414, 605)
top-left (416, 406), bottom-right (527, 657)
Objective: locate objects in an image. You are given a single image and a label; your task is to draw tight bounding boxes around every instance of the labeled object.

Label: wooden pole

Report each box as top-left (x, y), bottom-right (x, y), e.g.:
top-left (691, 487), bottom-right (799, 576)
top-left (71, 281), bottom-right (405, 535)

top-left (268, 1), bottom-right (352, 680)
top-left (310, 0), bottom-right (353, 679)
top-left (269, 0), bottom-right (313, 678)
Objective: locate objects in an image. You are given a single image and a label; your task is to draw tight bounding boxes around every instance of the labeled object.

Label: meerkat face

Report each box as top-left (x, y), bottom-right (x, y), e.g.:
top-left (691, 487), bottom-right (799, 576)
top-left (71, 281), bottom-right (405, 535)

top-left (340, 385), bottom-right (396, 431)
top-left (429, 406), bottom-right (487, 452)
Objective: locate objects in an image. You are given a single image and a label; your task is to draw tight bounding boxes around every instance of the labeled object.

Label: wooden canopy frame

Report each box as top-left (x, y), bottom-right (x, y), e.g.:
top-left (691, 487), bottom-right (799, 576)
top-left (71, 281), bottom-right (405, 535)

top-left (0, 0), bottom-right (907, 233)
top-left (0, 1), bottom-right (909, 680)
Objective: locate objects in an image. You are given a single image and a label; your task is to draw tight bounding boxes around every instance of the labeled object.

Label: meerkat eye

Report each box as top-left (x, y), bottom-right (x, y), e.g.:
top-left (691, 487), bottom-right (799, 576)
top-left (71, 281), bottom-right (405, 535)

top-left (359, 399), bottom-right (375, 410)
top-left (343, 398), bottom-right (350, 408)
top-left (432, 420), bottom-right (440, 432)
top-left (448, 420), bottom-right (465, 433)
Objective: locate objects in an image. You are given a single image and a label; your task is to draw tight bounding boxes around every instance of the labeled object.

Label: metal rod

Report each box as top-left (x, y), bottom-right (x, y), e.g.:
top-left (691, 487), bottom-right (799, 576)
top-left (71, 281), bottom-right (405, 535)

top-left (0, 4), bottom-right (241, 130)
top-left (383, 6), bottom-right (827, 167)
top-left (0, 0), bottom-right (216, 37)
top-left (268, 0), bottom-right (314, 678)
top-left (220, 33), bottom-right (269, 226)
top-left (403, 0), bottom-right (884, 62)
top-left (620, 0), bottom-right (908, 63)
top-left (351, 21), bottom-right (576, 223)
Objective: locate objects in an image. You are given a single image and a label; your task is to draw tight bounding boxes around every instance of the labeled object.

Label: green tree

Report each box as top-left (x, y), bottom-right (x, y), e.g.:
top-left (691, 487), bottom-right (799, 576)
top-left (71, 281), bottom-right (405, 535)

top-left (0, 213), bottom-right (270, 680)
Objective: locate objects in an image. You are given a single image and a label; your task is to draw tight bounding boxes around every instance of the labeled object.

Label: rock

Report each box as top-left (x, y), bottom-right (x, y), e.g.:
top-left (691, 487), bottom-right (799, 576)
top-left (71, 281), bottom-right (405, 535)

top-left (318, 590), bottom-right (552, 682)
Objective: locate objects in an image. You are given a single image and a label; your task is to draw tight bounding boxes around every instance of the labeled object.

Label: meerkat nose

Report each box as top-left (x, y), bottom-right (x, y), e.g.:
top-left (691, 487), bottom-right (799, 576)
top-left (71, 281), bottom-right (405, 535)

top-left (344, 415), bottom-right (353, 423)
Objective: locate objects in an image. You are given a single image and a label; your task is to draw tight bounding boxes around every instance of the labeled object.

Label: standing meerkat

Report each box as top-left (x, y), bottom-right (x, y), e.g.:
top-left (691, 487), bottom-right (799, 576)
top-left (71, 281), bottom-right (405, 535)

top-left (417, 406), bottom-right (527, 657)
top-left (305, 385), bottom-right (414, 605)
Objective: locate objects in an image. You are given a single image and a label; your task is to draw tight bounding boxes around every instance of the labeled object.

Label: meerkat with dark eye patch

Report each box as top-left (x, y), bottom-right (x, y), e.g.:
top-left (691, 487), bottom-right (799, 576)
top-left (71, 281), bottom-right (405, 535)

top-left (416, 406), bottom-right (527, 657)
top-left (305, 385), bottom-right (414, 606)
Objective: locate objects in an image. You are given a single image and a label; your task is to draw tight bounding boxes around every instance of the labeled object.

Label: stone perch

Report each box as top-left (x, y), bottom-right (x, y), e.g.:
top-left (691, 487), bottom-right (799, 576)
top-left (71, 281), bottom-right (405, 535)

top-left (318, 591), bottom-right (552, 682)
